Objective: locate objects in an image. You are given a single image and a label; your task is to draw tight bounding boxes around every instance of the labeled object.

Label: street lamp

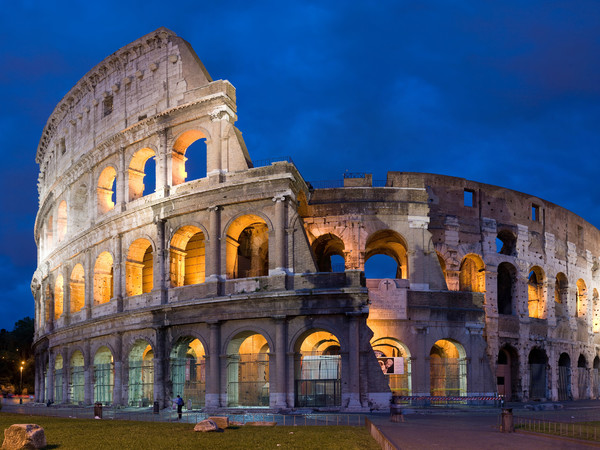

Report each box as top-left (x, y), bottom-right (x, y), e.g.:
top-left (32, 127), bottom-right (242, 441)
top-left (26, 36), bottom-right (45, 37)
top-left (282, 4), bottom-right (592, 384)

top-left (19, 364), bottom-right (24, 394)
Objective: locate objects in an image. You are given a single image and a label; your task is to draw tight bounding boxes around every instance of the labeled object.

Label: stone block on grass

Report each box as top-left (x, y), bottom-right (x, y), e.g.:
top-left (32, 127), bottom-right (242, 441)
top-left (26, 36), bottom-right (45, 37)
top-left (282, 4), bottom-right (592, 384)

top-left (194, 419), bottom-right (219, 432)
top-left (208, 416), bottom-right (229, 429)
top-left (2, 424), bottom-right (47, 449)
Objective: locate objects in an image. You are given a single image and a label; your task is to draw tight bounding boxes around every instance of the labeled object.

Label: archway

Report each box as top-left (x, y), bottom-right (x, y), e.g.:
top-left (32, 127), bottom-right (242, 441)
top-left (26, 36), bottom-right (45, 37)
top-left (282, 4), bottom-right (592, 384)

top-left (528, 266), bottom-right (545, 319)
top-left (496, 230), bottom-right (516, 255)
top-left (429, 340), bottom-right (467, 396)
top-left (558, 352), bottom-right (572, 401)
top-left (129, 148), bottom-right (156, 201)
top-left (311, 233), bottom-right (345, 272)
top-left (94, 252), bottom-right (113, 305)
top-left (54, 355), bottom-right (64, 403)
top-left (172, 130), bottom-right (208, 185)
top-left (364, 230), bottom-right (408, 279)
top-left (555, 273), bottom-right (568, 318)
top-left (54, 275), bottom-right (64, 320)
top-left (69, 350), bottom-right (85, 404)
top-left (371, 337), bottom-right (411, 396)
top-left (226, 332), bottom-right (270, 407)
top-left (496, 345), bottom-right (519, 401)
top-left (126, 239), bottom-right (153, 296)
top-left (170, 337), bottom-right (206, 408)
top-left (577, 354), bottom-right (588, 399)
top-left (528, 348), bottom-right (548, 400)
top-left (97, 166), bottom-right (117, 214)
top-left (497, 262), bottom-right (516, 315)
top-left (576, 279), bottom-right (587, 317)
top-left (594, 357), bottom-right (600, 398)
top-left (226, 215), bottom-right (269, 279)
top-left (294, 330), bottom-right (341, 407)
top-left (128, 340), bottom-right (154, 406)
top-left (70, 264), bottom-right (85, 314)
top-left (94, 346), bottom-right (114, 404)
top-left (170, 226), bottom-right (206, 287)
top-left (459, 254), bottom-right (485, 292)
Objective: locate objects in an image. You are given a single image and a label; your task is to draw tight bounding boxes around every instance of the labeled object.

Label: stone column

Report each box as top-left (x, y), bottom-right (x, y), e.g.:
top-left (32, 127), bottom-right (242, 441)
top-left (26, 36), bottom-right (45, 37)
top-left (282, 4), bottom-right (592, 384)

top-left (117, 146), bottom-right (127, 211)
top-left (113, 332), bottom-right (123, 406)
top-left (155, 129), bottom-right (171, 198)
top-left (206, 206), bottom-right (221, 281)
top-left (413, 326), bottom-right (429, 396)
top-left (153, 328), bottom-right (167, 408)
top-left (84, 340), bottom-right (92, 404)
top-left (272, 315), bottom-right (287, 408)
top-left (155, 219), bottom-right (168, 304)
top-left (205, 321), bottom-right (221, 407)
top-left (84, 249), bottom-right (93, 320)
top-left (272, 196), bottom-right (287, 275)
top-left (47, 352), bottom-right (55, 403)
top-left (114, 233), bottom-right (124, 312)
top-left (345, 312), bottom-right (362, 410)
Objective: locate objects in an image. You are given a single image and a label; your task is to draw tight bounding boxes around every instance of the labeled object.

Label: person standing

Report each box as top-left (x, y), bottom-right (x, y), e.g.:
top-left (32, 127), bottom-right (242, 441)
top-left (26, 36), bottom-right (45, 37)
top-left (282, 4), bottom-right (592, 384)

top-left (176, 395), bottom-right (184, 420)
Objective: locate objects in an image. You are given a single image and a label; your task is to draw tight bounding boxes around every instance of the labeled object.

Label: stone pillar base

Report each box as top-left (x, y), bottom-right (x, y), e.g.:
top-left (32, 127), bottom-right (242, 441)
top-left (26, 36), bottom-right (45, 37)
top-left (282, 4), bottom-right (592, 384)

top-left (204, 393), bottom-right (220, 408)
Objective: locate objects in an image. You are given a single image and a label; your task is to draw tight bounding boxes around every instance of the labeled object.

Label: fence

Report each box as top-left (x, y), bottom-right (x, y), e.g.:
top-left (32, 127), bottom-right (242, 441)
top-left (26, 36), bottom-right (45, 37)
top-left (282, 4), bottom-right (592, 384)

top-left (512, 415), bottom-right (600, 443)
top-left (394, 396), bottom-right (502, 407)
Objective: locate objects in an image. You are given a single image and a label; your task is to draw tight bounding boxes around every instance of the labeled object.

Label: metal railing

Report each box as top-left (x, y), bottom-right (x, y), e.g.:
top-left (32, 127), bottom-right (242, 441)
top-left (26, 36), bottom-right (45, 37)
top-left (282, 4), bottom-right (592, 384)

top-left (513, 415), bottom-right (600, 442)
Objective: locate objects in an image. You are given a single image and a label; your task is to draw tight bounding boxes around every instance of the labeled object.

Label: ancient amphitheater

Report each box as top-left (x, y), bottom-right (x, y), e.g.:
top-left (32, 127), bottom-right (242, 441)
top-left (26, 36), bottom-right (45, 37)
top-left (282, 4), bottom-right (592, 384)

top-left (32, 28), bottom-right (600, 411)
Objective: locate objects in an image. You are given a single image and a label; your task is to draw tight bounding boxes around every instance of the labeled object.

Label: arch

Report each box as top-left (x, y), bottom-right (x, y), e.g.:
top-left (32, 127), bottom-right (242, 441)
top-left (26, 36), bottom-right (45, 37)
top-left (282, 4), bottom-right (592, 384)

top-left (226, 332), bottom-right (270, 407)
top-left (69, 264), bottom-right (85, 314)
top-left (169, 226), bottom-right (206, 287)
top-left (364, 230), bottom-right (408, 279)
top-left (129, 147), bottom-right (156, 201)
top-left (429, 339), bottom-right (467, 396)
top-left (555, 272), bottom-right (568, 304)
top-left (311, 233), bottom-right (345, 272)
top-left (94, 252), bottom-right (113, 305)
top-left (577, 355), bottom-right (589, 399)
top-left (528, 266), bottom-right (545, 319)
top-left (576, 279), bottom-right (587, 317)
top-left (497, 262), bottom-right (516, 315)
top-left (44, 284), bottom-right (52, 324)
top-left (558, 352), bottom-right (572, 401)
top-left (170, 337), bottom-right (206, 408)
top-left (371, 337), bottom-right (412, 396)
top-left (528, 347), bottom-right (548, 400)
top-left (593, 356), bottom-right (600, 398)
top-left (97, 166), bottom-right (117, 214)
top-left (57, 200), bottom-right (67, 242)
top-left (126, 238), bottom-right (153, 296)
top-left (45, 215), bottom-right (54, 250)
top-left (437, 252), bottom-right (447, 286)
top-left (128, 339), bottom-right (154, 406)
top-left (294, 329), bottom-right (341, 408)
top-left (54, 354), bottom-right (64, 403)
top-left (172, 129), bottom-right (208, 185)
top-left (459, 254), bottom-right (485, 292)
top-left (226, 214), bottom-right (269, 279)
top-left (93, 346), bottom-right (114, 404)
top-left (496, 345), bottom-right (519, 401)
top-left (54, 274), bottom-right (64, 320)
top-left (69, 350), bottom-right (85, 404)
top-left (496, 229), bottom-right (516, 255)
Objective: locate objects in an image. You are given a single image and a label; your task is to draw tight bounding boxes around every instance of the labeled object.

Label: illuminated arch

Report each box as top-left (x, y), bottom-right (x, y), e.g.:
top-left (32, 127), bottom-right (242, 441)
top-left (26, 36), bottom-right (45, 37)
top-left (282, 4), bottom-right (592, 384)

top-left (429, 339), bottom-right (467, 396)
top-left (364, 230), bottom-right (408, 279)
top-left (226, 332), bottom-right (270, 407)
top-left (54, 274), bottom-right (64, 320)
top-left (94, 346), bottom-right (114, 404)
top-left (172, 129), bottom-right (208, 185)
top-left (577, 279), bottom-right (587, 317)
top-left (94, 252), bottom-right (114, 304)
top-left (371, 337), bottom-right (412, 396)
top-left (128, 339), bottom-right (154, 406)
top-left (169, 226), bottom-right (206, 287)
top-left (97, 166), bottom-right (117, 214)
top-left (129, 148), bottom-right (156, 201)
top-left (459, 254), bottom-right (485, 292)
top-left (126, 239), bottom-right (153, 296)
top-left (226, 214), bottom-right (269, 279)
top-left (57, 201), bottom-right (67, 242)
top-left (69, 350), bottom-right (85, 404)
top-left (528, 266), bottom-right (545, 319)
top-left (69, 264), bottom-right (85, 314)
top-left (170, 337), bottom-right (206, 408)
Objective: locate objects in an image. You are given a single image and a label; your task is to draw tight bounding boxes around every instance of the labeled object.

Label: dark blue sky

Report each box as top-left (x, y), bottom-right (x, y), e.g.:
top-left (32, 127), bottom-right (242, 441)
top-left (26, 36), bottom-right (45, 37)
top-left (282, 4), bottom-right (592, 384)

top-left (1, 1), bottom-right (599, 330)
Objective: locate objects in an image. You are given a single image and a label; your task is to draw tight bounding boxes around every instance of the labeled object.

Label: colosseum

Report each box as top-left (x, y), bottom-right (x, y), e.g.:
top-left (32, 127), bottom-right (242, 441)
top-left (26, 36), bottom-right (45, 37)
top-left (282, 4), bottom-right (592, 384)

top-left (32, 28), bottom-right (600, 412)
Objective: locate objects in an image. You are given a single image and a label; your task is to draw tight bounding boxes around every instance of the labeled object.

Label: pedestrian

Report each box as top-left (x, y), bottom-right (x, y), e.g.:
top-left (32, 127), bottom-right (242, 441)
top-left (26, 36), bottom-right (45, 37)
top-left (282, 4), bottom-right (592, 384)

top-left (176, 394), bottom-right (184, 420)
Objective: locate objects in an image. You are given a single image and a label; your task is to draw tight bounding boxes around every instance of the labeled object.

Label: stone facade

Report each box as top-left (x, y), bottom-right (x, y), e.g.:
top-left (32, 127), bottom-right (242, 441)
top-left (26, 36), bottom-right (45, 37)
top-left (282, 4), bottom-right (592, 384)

top-left (32, 28), bottom-right (600, 411)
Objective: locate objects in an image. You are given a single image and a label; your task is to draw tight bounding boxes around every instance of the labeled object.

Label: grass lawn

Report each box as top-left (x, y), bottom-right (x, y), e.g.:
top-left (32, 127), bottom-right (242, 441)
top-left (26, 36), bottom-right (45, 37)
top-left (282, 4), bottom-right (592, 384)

top-left (0, 413), bottom-right (379, 449)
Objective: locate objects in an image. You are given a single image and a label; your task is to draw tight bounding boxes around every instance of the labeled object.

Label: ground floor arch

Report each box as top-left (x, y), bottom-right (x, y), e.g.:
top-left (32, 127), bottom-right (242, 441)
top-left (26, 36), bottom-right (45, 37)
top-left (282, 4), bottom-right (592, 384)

top-left (54, 355), bottom-right (63, 403)
top-left (371, 337), bottom-right (411, 396)
top-left (577, 354), bottom-right (588, 399)
top-left (558, 352), bottom-right (572, 401)
top-left (429, 339), bottom-right (467, 396)
top-left (94, 346), bottom-right (114, 404)
top-left (170, 337), bottom-right (206, 408)
top-left (496, 345), bottom-right (519, 401)
top-left (294, 330), bottom-right (342, 408)
top-left (226, 332), bottom-right (270, 407)
top-left (528, 348), bottom-right (547, 400)
top-left (69, 350), bottom-right (85, 404)
top-left (128, 340), bottom-right (154, 406)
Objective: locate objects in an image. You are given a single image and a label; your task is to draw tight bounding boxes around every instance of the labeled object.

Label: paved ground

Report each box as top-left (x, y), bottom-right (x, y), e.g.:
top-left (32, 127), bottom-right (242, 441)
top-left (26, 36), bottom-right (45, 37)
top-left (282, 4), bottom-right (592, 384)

top-left (369, 401), bottom-right (600, 449)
